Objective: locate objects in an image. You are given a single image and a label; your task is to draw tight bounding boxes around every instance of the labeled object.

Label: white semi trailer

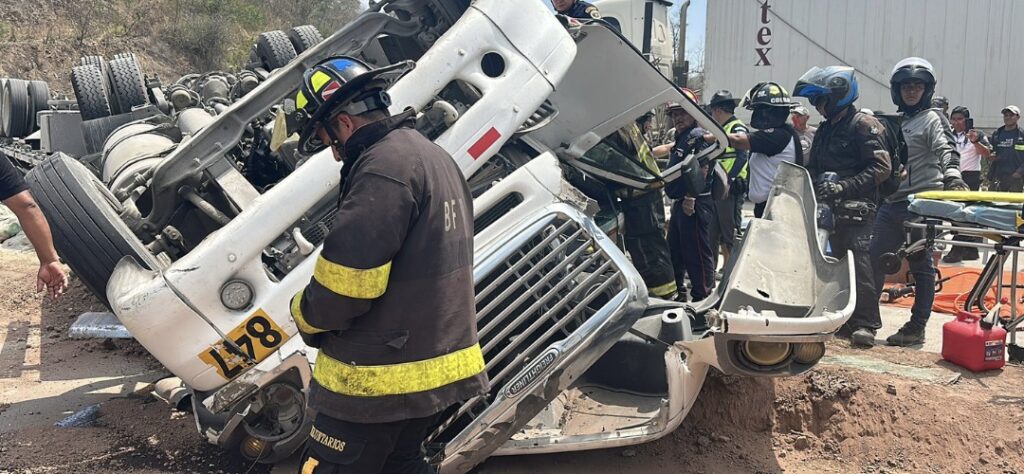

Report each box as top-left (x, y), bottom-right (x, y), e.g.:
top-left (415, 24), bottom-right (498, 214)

top-left (705, 0), bottom-right (1024, 129)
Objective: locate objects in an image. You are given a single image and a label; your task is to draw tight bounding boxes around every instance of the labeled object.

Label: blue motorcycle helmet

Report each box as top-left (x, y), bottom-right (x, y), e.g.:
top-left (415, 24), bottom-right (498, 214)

top-left (793, 66), bottom-right (859, 118)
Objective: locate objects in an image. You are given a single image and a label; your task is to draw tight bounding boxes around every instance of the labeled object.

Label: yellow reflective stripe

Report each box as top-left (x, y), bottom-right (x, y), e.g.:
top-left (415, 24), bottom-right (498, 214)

top-left (301, 458), bottom-right (319, 474)
top-left (1015, 144), bottom-right (1024, 151)
top-left (313, 256), bottom-right (391, 299)
top-left (649, 281), bottom-right (677, 298)
top-left (313, 343), bottom-right (485, 397)
top-left (296, 91), bottom-right (308, 110)
top-left (310, 71), bottom-right (332, 92)
top-left (291, 290), bottom-right (327, 334)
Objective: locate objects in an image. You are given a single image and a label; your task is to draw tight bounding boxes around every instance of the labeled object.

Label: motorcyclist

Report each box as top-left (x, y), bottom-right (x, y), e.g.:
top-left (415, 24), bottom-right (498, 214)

top-left (869, 57), bottom-right (968, 347)
top-left (794, 66), bottom-right (891, 347)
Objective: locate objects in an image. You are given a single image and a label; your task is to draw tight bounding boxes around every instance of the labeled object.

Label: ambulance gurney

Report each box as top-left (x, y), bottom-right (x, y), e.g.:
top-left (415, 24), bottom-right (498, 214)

top-left (879, 190), bottom-right (1024, 362)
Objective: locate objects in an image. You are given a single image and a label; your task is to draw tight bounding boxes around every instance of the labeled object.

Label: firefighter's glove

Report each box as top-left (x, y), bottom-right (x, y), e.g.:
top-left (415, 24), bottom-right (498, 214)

top-left (943, 176), bottom-right (969, 191)
top-left (681, 197), bottom-right (696, 216)
top-left (815, 180), bottom-right (846, 200)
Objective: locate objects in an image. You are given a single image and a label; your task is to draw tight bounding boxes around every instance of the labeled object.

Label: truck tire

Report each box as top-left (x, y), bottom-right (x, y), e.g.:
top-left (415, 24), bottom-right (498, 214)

top-left (80, 55), bottom-right (109, 80)
top-left (1, 79), bottom-right (31, 139)
top-left (108, 56), bottom-right (149, 115)
top-left (288, 25), bottom-right (323, 54)
top-left (79, 55), bottom-right (111, 96)
top-left (256, 30), bottom-right (297, 71)
top-left (27, 80), bottom-right (50, 132)
top-left (71, 65), bottom-right (113, 120)
top-left (26, 153), bottom-right (164, 306)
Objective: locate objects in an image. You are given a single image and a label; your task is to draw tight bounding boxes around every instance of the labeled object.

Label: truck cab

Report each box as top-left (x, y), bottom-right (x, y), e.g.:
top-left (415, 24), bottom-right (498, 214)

top-left (592, 0), bottom-right (674, 77)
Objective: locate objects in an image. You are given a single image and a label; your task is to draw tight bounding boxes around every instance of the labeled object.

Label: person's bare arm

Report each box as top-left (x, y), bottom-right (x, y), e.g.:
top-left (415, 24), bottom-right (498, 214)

top-left (3, 191), bottom-right (67, 298)
top-left (652, 143), bottom-right (673, 158)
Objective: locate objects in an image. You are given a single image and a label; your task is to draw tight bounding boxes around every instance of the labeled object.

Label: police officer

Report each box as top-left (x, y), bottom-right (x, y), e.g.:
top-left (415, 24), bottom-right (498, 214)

top-left (551, 0), bottom-right (601, 19)
top-left (289, 56), bottom-right (489, 473)
top-left (705, 90), bottom-right (748, 270)
top-left (664, 94), bottom-right (721, 302)
top-left (794, 66), bottom-right (891, 347)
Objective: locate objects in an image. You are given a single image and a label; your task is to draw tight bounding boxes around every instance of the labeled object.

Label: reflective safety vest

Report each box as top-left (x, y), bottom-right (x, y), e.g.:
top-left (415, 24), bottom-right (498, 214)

top-left (626, 123), bottom-right (660, 177)
top-left (720, 119), bottom-right (748, 179)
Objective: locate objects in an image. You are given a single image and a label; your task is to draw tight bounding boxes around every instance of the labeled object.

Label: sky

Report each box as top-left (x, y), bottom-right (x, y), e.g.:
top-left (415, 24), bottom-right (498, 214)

top-left (356, 0), bottom-right (708, 61)
top-left (680, 0), bottom-right (707, 64)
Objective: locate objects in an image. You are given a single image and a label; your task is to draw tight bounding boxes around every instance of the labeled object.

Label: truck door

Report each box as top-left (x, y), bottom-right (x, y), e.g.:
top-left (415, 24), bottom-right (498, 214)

top-left (524, 22), bottom-right (727, 191)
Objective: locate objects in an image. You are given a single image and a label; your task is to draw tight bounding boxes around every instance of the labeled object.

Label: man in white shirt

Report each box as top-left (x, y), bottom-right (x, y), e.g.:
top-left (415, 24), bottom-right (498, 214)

top-left (943, 105), bottom-right (992, 263)
top-left (790, 106), bottom-right (817, 157)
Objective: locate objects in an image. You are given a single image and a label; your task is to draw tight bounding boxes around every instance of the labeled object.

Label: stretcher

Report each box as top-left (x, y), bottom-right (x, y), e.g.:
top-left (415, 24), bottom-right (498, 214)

top-left (884, 191), bottom-right (1024, 361)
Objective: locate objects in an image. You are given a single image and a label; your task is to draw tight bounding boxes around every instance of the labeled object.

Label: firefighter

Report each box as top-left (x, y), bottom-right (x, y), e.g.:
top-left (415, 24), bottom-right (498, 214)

top-left (551, 0), bottom-right (601, 19)
top-left (714, 83), bottom-right (804, 218)
top-left (612, 123), bottom-right (679, 300)
top-left (289, 56), bottom-right (489, 473)
top-left (705, 90), bottom-right (748, 270)
top-left (794, 66), bottom-right (891, 347)
top-left (664, 94), bottom-right (722, 302)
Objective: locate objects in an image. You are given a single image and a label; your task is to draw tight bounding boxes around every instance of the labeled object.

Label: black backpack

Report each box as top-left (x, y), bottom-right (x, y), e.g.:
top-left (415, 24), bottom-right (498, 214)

top-left (870, 112), bottom-right (907, 198)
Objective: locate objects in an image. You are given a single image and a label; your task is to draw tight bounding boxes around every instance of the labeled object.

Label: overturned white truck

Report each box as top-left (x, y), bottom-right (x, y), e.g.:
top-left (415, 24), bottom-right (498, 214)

top-left (26, 0), bottom-right (853, 472)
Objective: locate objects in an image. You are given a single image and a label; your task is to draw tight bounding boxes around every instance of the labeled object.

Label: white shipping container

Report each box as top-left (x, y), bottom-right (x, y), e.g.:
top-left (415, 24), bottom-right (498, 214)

top-left (705, 0), bottom-right (1024, 129)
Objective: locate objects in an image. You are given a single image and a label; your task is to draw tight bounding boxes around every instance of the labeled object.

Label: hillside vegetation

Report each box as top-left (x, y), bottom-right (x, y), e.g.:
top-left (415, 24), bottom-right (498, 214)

top-left (0, 0), bottom-right (360, 94)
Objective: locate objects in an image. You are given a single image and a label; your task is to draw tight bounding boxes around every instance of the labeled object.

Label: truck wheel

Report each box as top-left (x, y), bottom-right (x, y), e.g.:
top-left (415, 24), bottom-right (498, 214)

top-left (80, 55), bottom-right (110, 82)
top-left (108, 56), bottom-right (149, 115)
top-left (256, 30), bottom-right (298, 71)
top-left (1, 78), bottom-right (31, 139)
top-left (72, 65), bottom-right (113, 120)
top-left (288, 25), bottom-right (323, 54)
top-left (0, 78), bottom-right (6, 137)
top-left (27, 80), bottom-right (50, 132)
top-left (26, 153), bottom-right (164, 306)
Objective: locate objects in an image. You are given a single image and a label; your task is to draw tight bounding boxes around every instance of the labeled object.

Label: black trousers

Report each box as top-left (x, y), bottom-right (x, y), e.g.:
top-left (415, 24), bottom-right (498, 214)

top-left (992, 175), bottom-right (1024, 192)
top-left (668, 197), bottom-right (716, 301)
top-left (753, 201), bottom-right (767, 218)
top-left (831, 220), bottom-right (882, 331)
top-left (297, 411), bottom-right (442, 474)
top-left (622, 190), bottom-right (677, 298)
top-left (949, 170), bottom-right (982, 259)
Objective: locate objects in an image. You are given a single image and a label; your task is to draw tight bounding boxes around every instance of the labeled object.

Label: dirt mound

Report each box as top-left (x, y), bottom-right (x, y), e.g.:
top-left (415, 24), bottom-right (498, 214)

top-left (0, 398), bottom-right (270, 473)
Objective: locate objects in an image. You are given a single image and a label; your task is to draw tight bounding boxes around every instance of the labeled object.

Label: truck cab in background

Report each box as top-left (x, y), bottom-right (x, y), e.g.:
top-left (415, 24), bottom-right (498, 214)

top-left (592, 0), bottom-right (674, 77)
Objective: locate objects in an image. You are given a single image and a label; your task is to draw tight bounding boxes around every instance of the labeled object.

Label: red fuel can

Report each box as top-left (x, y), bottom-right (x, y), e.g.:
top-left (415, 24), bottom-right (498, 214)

top-left (942, 311), bottom-right (1007, 372)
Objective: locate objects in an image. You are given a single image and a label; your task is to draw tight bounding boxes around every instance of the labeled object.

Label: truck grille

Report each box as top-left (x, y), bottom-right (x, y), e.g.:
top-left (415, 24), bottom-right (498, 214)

top-left (473, 192), bottom-right (523, 235)
top-left (517, 100), bottom-right (557, 133)
top-left (427, 212), bottom-right (627, 446)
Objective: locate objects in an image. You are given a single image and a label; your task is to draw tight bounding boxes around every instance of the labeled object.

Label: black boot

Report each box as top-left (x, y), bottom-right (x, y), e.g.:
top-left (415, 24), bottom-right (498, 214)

top-left (942, 248), bottom-right (962, 264)
top-left (850, 328), bottom-right (877, 348)
top-left (886, 324), bottom-right (926, 347)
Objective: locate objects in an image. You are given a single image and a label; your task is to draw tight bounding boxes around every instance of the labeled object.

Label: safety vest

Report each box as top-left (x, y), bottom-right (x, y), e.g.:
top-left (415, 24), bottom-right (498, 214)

top-left (720, 119), bottom-right (748, 179)
top-left (626, 123), bottom-right (660, 177)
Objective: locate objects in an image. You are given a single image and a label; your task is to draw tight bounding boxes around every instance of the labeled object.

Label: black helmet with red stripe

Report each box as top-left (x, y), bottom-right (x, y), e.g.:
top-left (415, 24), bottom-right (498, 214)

top-left (295, 56), bottom-right (413, 155)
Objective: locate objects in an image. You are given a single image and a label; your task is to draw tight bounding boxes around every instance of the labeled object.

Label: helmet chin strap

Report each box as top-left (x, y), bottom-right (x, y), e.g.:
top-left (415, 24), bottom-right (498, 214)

top-left (323, 119), bottom-right (347, 161)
